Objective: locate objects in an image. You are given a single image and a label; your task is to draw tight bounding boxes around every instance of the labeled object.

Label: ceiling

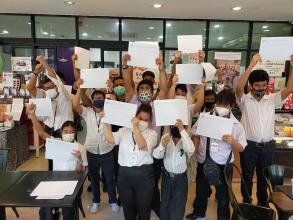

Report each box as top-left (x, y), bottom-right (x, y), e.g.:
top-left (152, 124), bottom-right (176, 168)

top-left (0, 0), bottom-right (293, 21)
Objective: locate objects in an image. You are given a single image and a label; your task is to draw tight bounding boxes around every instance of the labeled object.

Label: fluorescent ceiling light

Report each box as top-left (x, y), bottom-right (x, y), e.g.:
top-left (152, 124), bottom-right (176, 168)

top-left (166, 23), bottom-right (172, 27)
top-left (97, 36), bottom-right (103, 39)
top-left (2, 30), bottom-right (9, 34)
top-left (43, 32), bottom-right (49, 35)
top-left (232, 6), bottom-right (242, 11)
top-left (214, 24), bottom-right (220, 28)
top-left (149, 26), bottom-right (155, 30)
top-left (262, 25), bottom-right (268, 29)
top-left (153, 4), bottom-right (162, 8)
top-left (158, 35), bottom-right (163, 39)
top-left (217, 36), bottom-right (224, 40)
top-left (263, 29), bottom-right (270, 32)
top-left (82, 32), bottom-right (88, 37)
top-left (64, 1), bottom-right (75, 5)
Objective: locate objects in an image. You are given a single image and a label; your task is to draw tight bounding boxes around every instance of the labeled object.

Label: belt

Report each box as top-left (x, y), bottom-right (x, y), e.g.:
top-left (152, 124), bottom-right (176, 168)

top-left (163, 168), bottom-right (186, 178)
top-left (248, 140), bottom-right (274, 147)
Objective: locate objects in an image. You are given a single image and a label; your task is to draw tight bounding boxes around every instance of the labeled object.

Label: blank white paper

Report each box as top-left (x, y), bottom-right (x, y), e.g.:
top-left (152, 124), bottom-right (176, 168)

top-left (176, 64), bottom-right (203, 84)
top-left (74, 47), bottom-right (90, 69)
top-left (196, 113), bottom-right (234, 140)
top-left (45, 138), bottom-right (78, 161)
top-left (10, 98), bottom-right (23, 121)
top-left (177, 35), bottom-right (202, 54)
top-left (201, 62), bottom-right (217, 82)
top-left (29, 98), bottom-right (53, 117)
top-left (80, 68), bottom-right (109, 89)
top-left (154, 99), bottom-right (188, 126)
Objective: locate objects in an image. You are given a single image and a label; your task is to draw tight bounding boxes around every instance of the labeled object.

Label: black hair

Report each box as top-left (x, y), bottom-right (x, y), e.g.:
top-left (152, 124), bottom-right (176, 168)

top-left (205, 89), bottom-right (217, 98)
top-left (136, 79), bottom-right (154, 93)
top-left (175, 84), bottom-right (187, 94)
top-left (61, 121), bottom-right (76, 132)
top-left (91, 90), bottom-right (106, 100)
top-left (38, 74), bottom-right (52, 88)
top-left (142, 71), bottom-right (155, 80)
top-left (112, 76), bottom-right (124, 84)
top-left (135, 104), bottom-right (153, 121)
top-left (217, 89), bottom-right (236, 107)
top-left (248, 69), bottom-right (269, 85)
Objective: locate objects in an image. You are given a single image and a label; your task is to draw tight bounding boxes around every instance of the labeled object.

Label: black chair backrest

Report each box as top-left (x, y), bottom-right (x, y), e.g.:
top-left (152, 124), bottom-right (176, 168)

top-left (0, 148), bottom-right (9, 171)
top-left (263, 165), bottom-right (293, 191)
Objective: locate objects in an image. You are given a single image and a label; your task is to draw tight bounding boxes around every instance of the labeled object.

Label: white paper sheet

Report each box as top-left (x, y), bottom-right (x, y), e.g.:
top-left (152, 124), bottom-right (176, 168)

top-left (74, 47), bottom-right (90, 69)
top-left (45, 138), bottom-right (78, 161)
top-left (154, 99), bottom-right (188, 126)
top-left (29, 98), bottom-right (53, 117)
top-left (31, 181), bottom-right (78, 200)
top-left (128, 42), bottom-right (159, 69)
top-left (89, 48), bottom-right (101, 62)
top-left (196, 113), bottom-right (234, 140)
top-left (201, 62), bottom-right (217, 82)
top-left (136, 41), bottom-right (159, 46)
top-left (3, 72), bottom-right (13, 88)
top-left (176, 64), bottom-right (203, 84)
top-left (214, 52), bottom-right (242, 60)
top-left (103, 100), bottom-right (137, 128)
top-left (10, 98), bottom-right (23, 121)
top-left (80, 68), bottom-right (109, 89)
top-left (177, 35), bottom-right (202, 54)
top-left (259, 37), bottom-right (293, 61)
top-left (253, 61), bottom-right (285, 77)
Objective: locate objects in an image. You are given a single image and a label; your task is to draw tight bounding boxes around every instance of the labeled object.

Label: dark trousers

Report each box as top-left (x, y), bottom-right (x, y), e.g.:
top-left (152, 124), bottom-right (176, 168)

top-left (193, 163), bottom-right (232, 220)
top-left (240, 140), bottom-right (275, 206)
top-left (151, 158), bottom-right (163, 216)
top-left (113, 145), bottom-right (119, 185)
top-left (118, 165), bottom-right (155, 220)
top-left (44, 125), bottom-right (61, 171)
top-left (160, 170), bottom-right (188, 220)
top-left (39, 207), bottom-right (74, 220)
top-left (87, 151), bottom-right (117, 203)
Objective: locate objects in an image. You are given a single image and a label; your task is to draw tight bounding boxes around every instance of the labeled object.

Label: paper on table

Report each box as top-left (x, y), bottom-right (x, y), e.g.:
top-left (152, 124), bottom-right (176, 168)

top-left (80, 68), bottom-right (109, 89)
top-left (74, 47), bottom-right (90, 69)
top-left (45, 138), bottom-right (78, 161)
top-left (177, 35), bottom-right (202, 54)
top-left (176, 64), bottom-right (203, 84)
top-left (103, 99), bottom-right (137, 128)
top-left (201, 63), bottom-right (217, 82)
top-left (196, 113), bottom-right (234, 140)
top-left (259, 37), bottom-right (293, 61)
top-left (3, 72), bottom-right (13, 88)
top-left (89, 48), bottom-right (101, 62)
top-left (154, 99), bottom-right (188, 126)
top-left (10, 98), bottom-right (23, 121)
top-left (29, 98), bottom-right (53, 117)
top-left (128, 42), bottom-right (159, 69)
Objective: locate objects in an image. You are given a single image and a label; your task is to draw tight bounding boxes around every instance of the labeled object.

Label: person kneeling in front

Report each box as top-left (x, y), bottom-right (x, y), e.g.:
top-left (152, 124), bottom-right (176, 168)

top-left (188, 90), bottom-right (247, 220)
top-left (153, 119), bottom-right (195, 220)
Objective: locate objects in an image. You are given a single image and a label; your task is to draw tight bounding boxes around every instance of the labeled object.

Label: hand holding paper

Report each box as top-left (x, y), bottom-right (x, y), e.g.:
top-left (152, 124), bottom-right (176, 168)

top-left (45, 138), bottom-right (78, 161)
top-left (74, 47), bottom-right (90, 69)
top-left (176, 64), bottom-right (203, 84)
top-left (29, 98), bottom-right (53, 117)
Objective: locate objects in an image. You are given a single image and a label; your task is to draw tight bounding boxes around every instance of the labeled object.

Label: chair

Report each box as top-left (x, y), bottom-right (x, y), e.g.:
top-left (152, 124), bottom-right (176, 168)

top-left (224, 164), bottom-right (275, 220)
top-left (263, 165), bottom-right (293, 220)
top-left (0, 148), bottom-right (20, 218)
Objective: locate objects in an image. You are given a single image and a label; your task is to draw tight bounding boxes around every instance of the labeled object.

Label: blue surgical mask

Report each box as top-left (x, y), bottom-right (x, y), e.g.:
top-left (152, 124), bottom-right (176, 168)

top-left (93, 100), bottom-right (104, 109)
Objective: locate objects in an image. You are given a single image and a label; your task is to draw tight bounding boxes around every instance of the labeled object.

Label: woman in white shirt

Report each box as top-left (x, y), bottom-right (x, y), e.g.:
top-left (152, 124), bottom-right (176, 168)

top-left (103, 104), bottom-right (158, 220)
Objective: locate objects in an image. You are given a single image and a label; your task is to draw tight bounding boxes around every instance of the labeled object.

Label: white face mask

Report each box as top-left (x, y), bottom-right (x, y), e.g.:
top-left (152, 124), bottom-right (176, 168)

top-left (62, 133), bottom-right (75, 142)
top-left (175, 95), bottom-right (187, 100)
top-left (46, 88), bottom-right (58, 99)
top-left (139, 120), bottom-right (149, 131)
top-left (215, 106), bottom-right (230, 117)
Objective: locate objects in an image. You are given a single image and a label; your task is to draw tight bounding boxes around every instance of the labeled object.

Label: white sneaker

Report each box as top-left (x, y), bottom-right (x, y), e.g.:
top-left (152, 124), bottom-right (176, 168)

top-left (90, 203), bottom-right (99, 213)
top-left (110, 203), bottom-right (120, 213)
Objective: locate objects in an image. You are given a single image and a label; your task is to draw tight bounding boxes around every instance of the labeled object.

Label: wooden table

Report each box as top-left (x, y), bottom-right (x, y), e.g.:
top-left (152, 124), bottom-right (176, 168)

top-left (271, 185), bottom-right (293, 220)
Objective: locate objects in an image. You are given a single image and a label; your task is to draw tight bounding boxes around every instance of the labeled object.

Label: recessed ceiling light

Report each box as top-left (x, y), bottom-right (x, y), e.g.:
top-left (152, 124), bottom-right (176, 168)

top-left (263, 29), bottom-right (270, 32)
top-left (262, 25), bottom-right (268, 29)
top-left (166, 23), bottom-right (172, 27)
top-left (149, 26), bottom-right (155, 30)
top-left (217, 36), bottom-right (224, 40)
top-left (97, 36), bottom-right (103, 39)
top-left (158, 35), bottom-right (163, 39)
top-left (214, 24), bottom-right (220, 28)
top-left (50, 34), bottom-right (56, 37)
top-left (82, 32), bottom-right (88, 37)
top-left (28, 22), bottom-right (31, 25)
top-left (153, 3), bottom-right (162, 8)
top-left (64, 1), bottom-right (75, 5)
top-left (146, 37), bottom-right (151, 40)
top-left (232, 6), bottom-right (242, 11)
top-left (2, 30), bottom-right (9, 34)
top-left (43, 32), bottom-right (48, 35)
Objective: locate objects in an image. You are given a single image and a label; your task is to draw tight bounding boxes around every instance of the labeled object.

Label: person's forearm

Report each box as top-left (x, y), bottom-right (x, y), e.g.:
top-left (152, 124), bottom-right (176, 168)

top-left (27, 74), bottom-right (38, 97)
top-left (73, 89), bottom-right (82, 110)
top-left (43, 62), bottom-right (57, 79)
top-left (193, 84), bottom-right (205, 114)
top-left (30, 114), bottom-right (48, 140)
top-left (167, 83), bottom-right (176, 99)
top-left (103, 123), bottom-right (115, 144)
top-left (237, 63), bottom-right (254, 93)
top-left (158, 68), bottom-right (168, 99)
top-left (123, 67), bottom-right (134, 102)
top-left (133, 127), bottom-right (148, 151)
top-left (232, 141), bottom-right (244, 152)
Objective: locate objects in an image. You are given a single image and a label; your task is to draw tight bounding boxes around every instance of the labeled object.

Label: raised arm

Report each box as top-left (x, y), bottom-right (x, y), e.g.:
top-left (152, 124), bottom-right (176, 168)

top-left (153, 134), bottom-right (170, 159)
top-left (103, 122), bottom-right (115, 145)
top-left (167, 74), bottom-right (178, 99)
top-left (167, 51), bottom-right (182, 89)
top-left (191, 83), bottom-right (205, 115)
top-left (156, 55), bottom-right (168, 100)
top-left (72, 79), bottom-right (84, 114)
top-left (176, 120), bottom-right (195, 156)
top-left (27, 64), bottom-right (43, 98)
top-left (26, 104), bottom-right (51, 140)
top-left (36, 55), bottom-right (57, 79)
top-left (236, 54), bottom-right (261, 100)
top-left (122, 54), bottom-right (135, 102)
top-left (281, 54), bottom-right (293, 100)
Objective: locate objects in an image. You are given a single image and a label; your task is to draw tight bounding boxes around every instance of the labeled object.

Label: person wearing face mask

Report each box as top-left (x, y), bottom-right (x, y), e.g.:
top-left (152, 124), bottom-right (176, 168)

top-left (202, 90), bottom-right (217, 112)
top-left (112, 76), bottom-right (126, 102)
top-left (153, 119), bottom-right (194, 220)
top-left (103, 104), bottom-right (158, 220)
top-left (187, 90), bottom-right (247, 220)
top-left (236, 53), bottom-right (293, 207)
top-left (26, 103), bottom-right (87, 220)
top-left (72, 80), bottom-right (119, 214)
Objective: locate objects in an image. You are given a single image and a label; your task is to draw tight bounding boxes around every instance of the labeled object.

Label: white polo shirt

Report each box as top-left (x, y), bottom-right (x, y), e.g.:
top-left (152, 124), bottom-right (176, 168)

top-left (113, 127), bottom-right (158, 167)
top-left (237, 92), bottom-right (282, 143)
top-left (81, 107), bottom-right (114, 155)
top-left (191, 113), bottom-right (247, 165)
top-left (153, 130), bottom-right (195, 174)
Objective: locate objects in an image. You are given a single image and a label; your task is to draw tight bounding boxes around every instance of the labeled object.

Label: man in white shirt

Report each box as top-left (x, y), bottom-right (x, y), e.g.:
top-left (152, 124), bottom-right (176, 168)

top-left (153, 119), bottom-right (195, 220)
top-left (236, 53), bottom-right (293, 206)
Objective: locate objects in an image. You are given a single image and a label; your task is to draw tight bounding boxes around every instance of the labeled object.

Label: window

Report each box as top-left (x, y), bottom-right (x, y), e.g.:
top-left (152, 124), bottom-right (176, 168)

top-left (0, 15), bottom-right (31, 38)
top-left (104, 51), bottom-right (120, 68)
top-left (209, 21), bottom-right (249, 49)
top-left (165, 20), bottom-right (206, 48)
top-left (35, 16), bottom-right (75, 39)
top-left (122, 19), bottom-right (163, 42)
top-left (252, 22), bottom-right (293, 49)
top-left (0, 45), bottom-right (12, 72)
top-left (79, 17), bottom-right (119, 41)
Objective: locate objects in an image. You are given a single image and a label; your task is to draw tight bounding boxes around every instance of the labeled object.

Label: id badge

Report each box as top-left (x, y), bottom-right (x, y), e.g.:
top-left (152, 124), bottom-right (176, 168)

top-left (129, 153), bottom-right (138, 167)
top-left (210, 142), bottom-right (219, 152)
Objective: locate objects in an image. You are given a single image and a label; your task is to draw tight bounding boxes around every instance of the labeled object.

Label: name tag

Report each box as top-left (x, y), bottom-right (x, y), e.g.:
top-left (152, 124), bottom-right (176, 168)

top-left (210, 142), bottom-right (219, 152)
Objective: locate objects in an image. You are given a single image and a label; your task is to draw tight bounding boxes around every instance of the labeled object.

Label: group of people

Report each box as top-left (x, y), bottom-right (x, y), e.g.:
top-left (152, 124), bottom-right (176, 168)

top-left (25, 49), bottom-right (293, 220)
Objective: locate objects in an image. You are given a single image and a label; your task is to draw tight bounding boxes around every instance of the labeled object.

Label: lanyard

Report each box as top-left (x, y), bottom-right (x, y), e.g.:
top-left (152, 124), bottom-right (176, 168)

top-left (94, 111), bottom-right (101, 131)
top-left (132, 132), bottom-right (136, 151)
